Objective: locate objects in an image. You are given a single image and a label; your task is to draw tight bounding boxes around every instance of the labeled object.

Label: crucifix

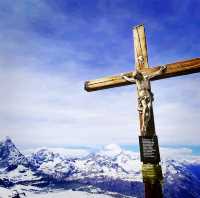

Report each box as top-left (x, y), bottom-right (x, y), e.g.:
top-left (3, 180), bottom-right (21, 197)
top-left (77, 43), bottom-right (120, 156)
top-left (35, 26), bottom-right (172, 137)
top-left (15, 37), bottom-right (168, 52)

top-left (84, 24), bottom-right (200, 198)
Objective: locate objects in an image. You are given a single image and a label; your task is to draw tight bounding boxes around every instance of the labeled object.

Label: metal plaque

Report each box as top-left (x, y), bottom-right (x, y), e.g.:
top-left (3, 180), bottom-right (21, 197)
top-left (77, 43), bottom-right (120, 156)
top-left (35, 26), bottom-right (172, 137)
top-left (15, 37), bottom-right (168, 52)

top-left (139, 136), bottom-right (160, 164)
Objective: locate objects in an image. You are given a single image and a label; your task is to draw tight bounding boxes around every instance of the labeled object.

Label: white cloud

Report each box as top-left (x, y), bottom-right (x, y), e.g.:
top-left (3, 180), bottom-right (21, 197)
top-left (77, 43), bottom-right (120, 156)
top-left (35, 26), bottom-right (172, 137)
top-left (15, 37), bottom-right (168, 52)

top-left (160, 147), bottom-right (193, 159)
top-left (0, 1), bottom-right (199, 147)
top-left (0, 66), bottom-right (138, 147)
top-left (23, 147), bottom-right (90, 159)
top-left (152, 75), bottom-right (200, 145)
top-left (0, 65), bottom-right (200, 147)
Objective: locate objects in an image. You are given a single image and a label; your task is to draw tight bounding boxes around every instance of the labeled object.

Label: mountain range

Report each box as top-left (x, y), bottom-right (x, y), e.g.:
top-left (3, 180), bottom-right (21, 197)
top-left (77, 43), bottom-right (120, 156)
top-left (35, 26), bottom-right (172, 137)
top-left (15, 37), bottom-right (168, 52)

top-left (0, 137), bottom-right (200, 198)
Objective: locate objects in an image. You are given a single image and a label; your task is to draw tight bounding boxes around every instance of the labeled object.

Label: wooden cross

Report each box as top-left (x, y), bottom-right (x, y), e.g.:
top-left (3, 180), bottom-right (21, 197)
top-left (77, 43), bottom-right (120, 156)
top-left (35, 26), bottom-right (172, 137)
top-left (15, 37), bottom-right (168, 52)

top-left (84, 24), bottom-right (200, 198)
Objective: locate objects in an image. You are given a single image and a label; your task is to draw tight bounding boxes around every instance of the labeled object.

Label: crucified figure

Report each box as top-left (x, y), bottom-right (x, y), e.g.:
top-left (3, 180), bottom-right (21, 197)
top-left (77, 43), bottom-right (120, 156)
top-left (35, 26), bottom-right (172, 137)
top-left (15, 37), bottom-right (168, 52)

top-left (121, 65), bottom-right (167, 135)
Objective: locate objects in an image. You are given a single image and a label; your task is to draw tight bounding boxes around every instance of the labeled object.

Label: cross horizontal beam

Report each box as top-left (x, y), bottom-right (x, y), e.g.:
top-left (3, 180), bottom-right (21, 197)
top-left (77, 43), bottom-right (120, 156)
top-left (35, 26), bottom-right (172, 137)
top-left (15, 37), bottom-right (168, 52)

top-left (85, 57), bottom-right (200, 92)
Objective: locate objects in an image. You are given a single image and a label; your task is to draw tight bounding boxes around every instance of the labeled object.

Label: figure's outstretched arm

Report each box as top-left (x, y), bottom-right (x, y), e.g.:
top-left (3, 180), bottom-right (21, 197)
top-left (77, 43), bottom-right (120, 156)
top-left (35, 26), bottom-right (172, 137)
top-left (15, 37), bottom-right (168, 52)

top-left (148, 65), bottom-right (167, 79)
top-left (120, 73), bottom-right (136, 83)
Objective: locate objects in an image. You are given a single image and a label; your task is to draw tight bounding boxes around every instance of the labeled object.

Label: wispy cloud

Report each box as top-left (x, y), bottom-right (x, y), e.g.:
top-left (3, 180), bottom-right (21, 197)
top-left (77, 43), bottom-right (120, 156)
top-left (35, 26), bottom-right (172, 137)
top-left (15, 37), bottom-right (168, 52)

top-left (0, 0), bottom-right (199, 147)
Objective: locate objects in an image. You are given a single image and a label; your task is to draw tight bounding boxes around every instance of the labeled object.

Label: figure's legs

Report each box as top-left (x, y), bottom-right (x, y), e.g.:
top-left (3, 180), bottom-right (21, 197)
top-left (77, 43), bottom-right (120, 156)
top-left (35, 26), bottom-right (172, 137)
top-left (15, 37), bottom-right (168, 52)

top-left (141, 98), bottom-right (152, 135)
top-left (145, 102), bottom-right (151, 129)
top-left (141, 99), bottom-right (148, 135)
top-left (143, 108), bottom-right (149, 134)
top-left (138, 99), bottom-right (143, 112)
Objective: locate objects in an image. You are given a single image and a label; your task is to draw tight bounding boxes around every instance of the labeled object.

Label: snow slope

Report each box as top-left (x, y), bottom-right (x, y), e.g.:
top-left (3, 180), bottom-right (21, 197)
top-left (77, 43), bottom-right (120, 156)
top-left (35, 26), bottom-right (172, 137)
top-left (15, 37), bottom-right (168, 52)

top-left (0, 138), bottom-right (200, 198)
top-left (0, 187), bottom-right (116, 198)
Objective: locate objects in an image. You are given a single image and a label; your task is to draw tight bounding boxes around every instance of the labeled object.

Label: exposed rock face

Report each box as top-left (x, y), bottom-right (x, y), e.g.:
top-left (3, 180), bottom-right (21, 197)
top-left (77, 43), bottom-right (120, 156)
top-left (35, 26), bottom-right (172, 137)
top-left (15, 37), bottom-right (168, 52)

top-left (0, 137), bottom-right (28, 168)
top-left (1, 138), bottom-right (200, 198)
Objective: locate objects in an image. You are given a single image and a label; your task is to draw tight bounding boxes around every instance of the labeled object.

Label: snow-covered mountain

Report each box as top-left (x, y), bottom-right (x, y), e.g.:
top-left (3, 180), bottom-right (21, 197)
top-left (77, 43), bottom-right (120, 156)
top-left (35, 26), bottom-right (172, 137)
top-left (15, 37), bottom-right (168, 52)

top-left (0, 137), bottom-right (28, 169)
top-left (0, 137), bottom-right (200, 198)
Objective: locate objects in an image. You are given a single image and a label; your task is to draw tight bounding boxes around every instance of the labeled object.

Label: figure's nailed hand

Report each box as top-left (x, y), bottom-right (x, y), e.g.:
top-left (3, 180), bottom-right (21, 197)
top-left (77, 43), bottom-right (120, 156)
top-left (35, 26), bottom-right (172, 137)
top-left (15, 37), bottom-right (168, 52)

top-left (161, 65), bottom-right (167, 71)
top-left (120, 73), bottom-right (125, 78)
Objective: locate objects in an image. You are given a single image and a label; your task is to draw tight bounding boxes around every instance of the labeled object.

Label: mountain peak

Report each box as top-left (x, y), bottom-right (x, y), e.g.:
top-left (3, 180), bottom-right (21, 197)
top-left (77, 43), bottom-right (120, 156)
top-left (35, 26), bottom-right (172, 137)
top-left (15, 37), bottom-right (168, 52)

top-left (103, 144), bottom-right (122, 152)
top-left (98, 144), bottom-right (122, 158)
top-left (1, 136), bottom-right (12, 144)
top-left (0, 137), bottom-right (28, 168)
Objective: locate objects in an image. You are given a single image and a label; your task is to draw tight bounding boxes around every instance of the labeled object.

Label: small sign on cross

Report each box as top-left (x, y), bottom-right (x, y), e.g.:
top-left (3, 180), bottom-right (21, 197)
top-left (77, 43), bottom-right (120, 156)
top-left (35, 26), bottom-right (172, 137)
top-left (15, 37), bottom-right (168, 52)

top-left (84, 24), bottom-right (200, 198)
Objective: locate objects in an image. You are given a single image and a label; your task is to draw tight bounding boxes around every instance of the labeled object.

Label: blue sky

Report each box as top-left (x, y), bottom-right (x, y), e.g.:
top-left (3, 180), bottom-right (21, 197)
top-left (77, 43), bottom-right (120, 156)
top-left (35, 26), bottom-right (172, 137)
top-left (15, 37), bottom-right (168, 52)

top-left (0, 0), bottom-right (199, 149)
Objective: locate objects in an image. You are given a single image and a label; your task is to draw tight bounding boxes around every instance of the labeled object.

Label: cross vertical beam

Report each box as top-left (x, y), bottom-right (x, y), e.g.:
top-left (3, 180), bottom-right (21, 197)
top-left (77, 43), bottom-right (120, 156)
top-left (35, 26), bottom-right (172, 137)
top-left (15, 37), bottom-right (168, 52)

top-left (133, 24), bottom-right (149, 69)
top-left (133, 25), bottom-right (156, 136)
top-left (84, 24), bottom-right (200, 198)
top-left (133, 25), bottom-right (163, 198)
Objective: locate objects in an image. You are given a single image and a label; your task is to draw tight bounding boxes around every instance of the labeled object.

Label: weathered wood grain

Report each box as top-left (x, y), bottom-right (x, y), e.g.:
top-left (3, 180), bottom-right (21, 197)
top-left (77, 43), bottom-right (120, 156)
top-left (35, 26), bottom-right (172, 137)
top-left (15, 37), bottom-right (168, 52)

top-left (85, 58), bottom-right (200, 91)
top-left (133, 25), bottom-right (155, 135)
top-left (84, 24), bottom-right (199, 198)
top-left (133, 24), bottom-right (149, 69)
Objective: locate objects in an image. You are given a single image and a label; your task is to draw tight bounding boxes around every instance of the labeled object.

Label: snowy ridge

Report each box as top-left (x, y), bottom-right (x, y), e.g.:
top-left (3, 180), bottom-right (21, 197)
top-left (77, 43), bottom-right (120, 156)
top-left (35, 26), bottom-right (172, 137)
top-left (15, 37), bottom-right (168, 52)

top-left (0, 138), bottom-right (200, 197)
top-left (0, 137), bottom-right (28, 168)
top-left (25, 147), bottom-right (90, 159)
top-left (0, 186), bottom-right (116, 198)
